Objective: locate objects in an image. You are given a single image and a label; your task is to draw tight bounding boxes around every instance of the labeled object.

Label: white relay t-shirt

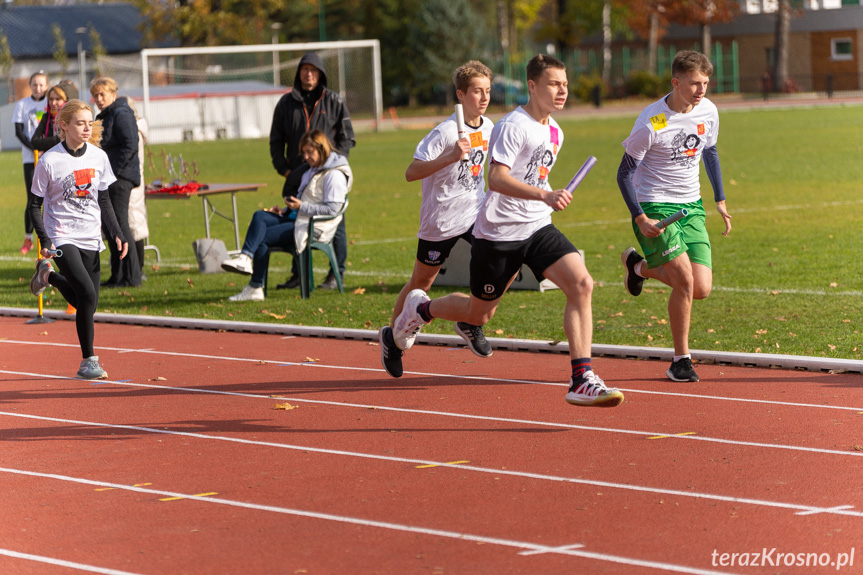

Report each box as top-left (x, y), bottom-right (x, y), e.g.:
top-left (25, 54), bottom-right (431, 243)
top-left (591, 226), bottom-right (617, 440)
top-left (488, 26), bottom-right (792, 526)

top-left (474, 106), bottom-right (561, 242)
top-left (413, 114), bottom-right (494, 241)
top-left (12, 95), bottom-right (46, 164)
top-left (31, 143), bottom-right (117, 252)
top-left (622, 95), bottom-right (719, 204)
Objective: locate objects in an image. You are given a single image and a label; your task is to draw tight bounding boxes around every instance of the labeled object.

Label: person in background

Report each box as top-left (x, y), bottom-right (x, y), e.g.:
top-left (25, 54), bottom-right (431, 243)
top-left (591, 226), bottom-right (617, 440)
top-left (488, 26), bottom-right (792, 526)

top-left (90, 77), bottom-right (141, 288)
top-left (222, 130), bottom-right (351, 301)
top-left (126, 99), bottom-right (150, 279)
top-left (32, 80), bottom-right (79, 154)
top-left (269, 52), bottom-right (355, 290)
top-left (13, 71), bottom-right (49, 255)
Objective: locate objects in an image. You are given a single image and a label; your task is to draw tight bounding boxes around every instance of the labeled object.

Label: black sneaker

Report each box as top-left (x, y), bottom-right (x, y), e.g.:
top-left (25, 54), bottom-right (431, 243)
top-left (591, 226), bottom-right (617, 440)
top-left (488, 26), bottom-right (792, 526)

top-left (621, 247), bottom-right (646, 296)
top-left (276, 275), bottom-right (301, 290)
top-left (317, 271), bottom-right (340, 290)
top-left (379, 326), bottom-right (404, 378)
top-left (666, 357), bottom-right (700, 382)
top-left (454, 322), bottom-right (493, 358)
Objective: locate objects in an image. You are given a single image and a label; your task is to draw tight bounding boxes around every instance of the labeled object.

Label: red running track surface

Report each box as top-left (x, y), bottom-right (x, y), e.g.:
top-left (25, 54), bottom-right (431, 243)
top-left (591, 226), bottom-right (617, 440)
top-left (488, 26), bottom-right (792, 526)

top-left (1, 316), bottom-right (861, 575)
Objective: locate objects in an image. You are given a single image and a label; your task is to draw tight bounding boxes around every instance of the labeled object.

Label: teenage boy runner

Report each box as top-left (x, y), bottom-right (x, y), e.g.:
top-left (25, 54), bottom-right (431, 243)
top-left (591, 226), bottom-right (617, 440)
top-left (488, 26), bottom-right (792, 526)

top-left (380, 60), bottom-right (495, 378)
top-left (390, 55), bottom-right (624, 407)
top-left (617, 50), bottom-right (732, 383)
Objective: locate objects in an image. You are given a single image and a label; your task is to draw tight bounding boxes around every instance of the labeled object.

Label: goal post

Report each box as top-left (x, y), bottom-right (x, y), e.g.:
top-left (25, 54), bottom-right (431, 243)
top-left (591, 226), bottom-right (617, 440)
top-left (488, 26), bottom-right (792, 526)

top-left (137, 40), bottom-right (382, 144)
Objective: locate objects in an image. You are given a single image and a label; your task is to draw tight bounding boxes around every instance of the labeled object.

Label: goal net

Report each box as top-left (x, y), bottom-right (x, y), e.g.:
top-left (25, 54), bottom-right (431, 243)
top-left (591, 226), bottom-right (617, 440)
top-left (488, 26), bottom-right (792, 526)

top-left (96, 40), bottom-right (381, 145)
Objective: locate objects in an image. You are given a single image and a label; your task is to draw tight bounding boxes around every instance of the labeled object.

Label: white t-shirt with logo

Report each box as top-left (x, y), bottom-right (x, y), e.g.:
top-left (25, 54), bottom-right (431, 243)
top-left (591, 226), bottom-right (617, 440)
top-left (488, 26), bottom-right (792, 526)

top-left (31, 143), bottom-right (117, 252)
top-left (474, 106), bottom-right (562, 241)
top-left (413, 114), bottom-right (494, 241)
top-left (622, 95), bottom-right (719, 204)
top-left (13, 95), bottom-right (46, 164)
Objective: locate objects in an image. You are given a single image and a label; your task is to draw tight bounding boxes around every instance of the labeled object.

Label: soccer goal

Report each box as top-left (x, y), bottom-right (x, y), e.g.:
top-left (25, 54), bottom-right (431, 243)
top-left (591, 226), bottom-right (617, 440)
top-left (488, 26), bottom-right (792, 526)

top-left (126, 40), bottom-right (381, 145)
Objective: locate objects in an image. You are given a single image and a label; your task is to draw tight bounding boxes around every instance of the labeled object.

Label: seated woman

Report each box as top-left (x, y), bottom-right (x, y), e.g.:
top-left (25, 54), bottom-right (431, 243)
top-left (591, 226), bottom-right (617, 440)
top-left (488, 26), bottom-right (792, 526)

top-left (221, 130), bottom-right (352, 301)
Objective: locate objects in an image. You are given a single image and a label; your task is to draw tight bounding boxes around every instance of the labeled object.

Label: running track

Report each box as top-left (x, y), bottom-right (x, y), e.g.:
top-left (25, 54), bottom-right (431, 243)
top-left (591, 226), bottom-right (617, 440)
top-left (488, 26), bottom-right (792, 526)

top-left (1, 315), bottom-right (862, 574)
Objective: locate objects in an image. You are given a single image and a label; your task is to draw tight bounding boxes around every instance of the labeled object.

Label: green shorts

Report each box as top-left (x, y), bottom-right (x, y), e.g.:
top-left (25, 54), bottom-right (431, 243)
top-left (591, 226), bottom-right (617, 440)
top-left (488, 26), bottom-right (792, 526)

top-left (632, 200), bottom-right (712, 269)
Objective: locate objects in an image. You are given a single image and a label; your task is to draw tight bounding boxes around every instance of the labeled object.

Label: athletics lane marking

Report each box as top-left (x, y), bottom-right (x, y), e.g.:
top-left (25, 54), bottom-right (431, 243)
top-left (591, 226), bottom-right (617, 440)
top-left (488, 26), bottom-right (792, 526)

top-left (0, 466), bottom-right (747, 575)
top-left (2, 411), bottom-right (862, 520)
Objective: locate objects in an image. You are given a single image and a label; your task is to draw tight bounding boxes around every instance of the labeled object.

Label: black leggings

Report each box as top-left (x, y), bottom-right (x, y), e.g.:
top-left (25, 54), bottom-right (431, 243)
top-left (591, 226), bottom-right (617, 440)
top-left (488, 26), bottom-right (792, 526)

top-left (51, 245), bottom-right (101, 359)
top-left (23, 163), bottom-right (35, 234)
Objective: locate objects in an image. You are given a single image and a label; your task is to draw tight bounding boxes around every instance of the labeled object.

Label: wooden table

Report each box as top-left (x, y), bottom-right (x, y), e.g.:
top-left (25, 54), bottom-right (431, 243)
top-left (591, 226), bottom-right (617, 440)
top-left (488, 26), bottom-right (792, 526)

top-left (147, 183), bottom-right (267, 251)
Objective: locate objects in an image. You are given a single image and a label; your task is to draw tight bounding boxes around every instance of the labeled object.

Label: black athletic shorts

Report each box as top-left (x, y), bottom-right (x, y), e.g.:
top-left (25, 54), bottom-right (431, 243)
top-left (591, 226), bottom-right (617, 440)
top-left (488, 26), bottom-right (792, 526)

top-left (416, 227), bottom-right (474, 267)
top-left (469, 224), bottom-right (578, 301)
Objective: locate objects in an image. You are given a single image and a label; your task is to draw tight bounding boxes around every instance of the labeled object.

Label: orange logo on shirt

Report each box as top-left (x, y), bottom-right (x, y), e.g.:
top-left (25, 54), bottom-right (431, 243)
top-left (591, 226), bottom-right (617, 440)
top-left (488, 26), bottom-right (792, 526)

top-left (697, 123), bottom-right (705, 135)
top-left (74, 169), bottom-right (95, 186)
top-left (539, 166), bottom-right (550, 180)
top-left (469, 132), bottom-right (483, 147)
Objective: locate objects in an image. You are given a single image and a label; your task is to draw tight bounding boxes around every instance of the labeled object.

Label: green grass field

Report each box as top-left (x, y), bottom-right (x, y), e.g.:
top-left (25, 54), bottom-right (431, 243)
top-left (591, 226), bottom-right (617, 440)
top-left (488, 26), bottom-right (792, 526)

top-left (2, 104), bottom-right (861, 360)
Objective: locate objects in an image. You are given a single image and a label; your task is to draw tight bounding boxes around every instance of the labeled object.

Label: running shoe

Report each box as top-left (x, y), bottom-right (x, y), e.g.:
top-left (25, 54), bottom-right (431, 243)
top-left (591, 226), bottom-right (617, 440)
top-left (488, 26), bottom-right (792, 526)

top-left (379, 326), bottom-right (404, 378)
top-left (77, 356), bottom-right (108, 380)
top-left (392, 289), bottom-right (430, 350)
top-left (455, 322), bottom-right (493, 358)
top-left (20, 236), bottom-right (33, 255)
top-left (228, 285), bottom-right (265, 302)
top-left (666, 357), bottom-right (700, 382)
top-left (221, 253), bottom-right (253, 275)
top-left (30, 258), bottom-right (54, 296)
top-left (565, 370), bottom-right (624, 407)
top-left (621, 247), bottom-right (646, 297)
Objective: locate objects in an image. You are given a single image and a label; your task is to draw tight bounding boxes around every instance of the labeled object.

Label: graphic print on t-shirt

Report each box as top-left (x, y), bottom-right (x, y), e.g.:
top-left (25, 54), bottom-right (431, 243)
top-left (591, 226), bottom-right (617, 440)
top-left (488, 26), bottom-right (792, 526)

top-left (669, 129), bottom-right (702, 168)
top-left (524, 145), bottom-right (555, 188)
top-left (457, 137), bottom-right (488, 190)
top-left (63, 168), bottom-right (97, 212)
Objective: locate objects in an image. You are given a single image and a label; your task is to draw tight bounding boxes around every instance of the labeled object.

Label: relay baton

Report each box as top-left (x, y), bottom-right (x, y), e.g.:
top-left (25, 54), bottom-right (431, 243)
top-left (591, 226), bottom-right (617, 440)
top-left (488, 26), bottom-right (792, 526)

top-left (454, 104), bottom-right (469, 162)
top-left (565, 156), bottom-right (598, 193)
top-left (46, 248), bottom-right (63, 257)
top-left (656, 208), bottom-right (689, 229)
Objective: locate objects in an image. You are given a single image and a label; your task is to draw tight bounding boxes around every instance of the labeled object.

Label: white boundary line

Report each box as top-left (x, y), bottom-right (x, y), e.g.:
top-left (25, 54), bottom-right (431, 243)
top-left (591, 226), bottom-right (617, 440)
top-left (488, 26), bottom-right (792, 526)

top-left (0, 549), bottom-right (145, 575)
top-left (2, 369), bottom-right (862, 460)
top-left (2, 339), bottom-right (862, 413)
top-left (2, 410), bottom-right (861, 520)
top-left (2, 308), bottom-right (861, 373)
top-left (0, 466), bottom-right (739, 575)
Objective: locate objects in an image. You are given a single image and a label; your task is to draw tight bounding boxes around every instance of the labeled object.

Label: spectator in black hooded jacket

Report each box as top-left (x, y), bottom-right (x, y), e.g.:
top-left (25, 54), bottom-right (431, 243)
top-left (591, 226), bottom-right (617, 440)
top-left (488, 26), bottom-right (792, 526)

top-left (91, 76), bottom-right (141, 288)
top-left (269, 52), bottom-right (355, 290)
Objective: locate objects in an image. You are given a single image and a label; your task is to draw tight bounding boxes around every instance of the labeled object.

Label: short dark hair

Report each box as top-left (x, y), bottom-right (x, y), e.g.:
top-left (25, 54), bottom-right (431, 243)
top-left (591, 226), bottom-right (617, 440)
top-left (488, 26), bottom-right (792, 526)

top-left (526, 54), bottom-right (565, 83)
top-left (672, 51), bottom-right (713, 78)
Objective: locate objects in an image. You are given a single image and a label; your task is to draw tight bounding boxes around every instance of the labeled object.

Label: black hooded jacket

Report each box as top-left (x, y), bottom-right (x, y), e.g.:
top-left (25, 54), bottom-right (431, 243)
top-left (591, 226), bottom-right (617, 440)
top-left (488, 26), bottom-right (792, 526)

top-left (96, 96), bottom-right (141, 186)
top-left (269, 52), bottom-right (356, 176)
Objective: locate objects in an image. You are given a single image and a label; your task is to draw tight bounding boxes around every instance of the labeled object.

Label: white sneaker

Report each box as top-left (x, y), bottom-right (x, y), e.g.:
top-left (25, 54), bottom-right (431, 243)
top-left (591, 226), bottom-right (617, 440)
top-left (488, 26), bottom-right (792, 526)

top-left (565, 370), bottom-right (624, 407)
top-left (221, 253), bottom-right (253, 275)
top-left (228, 285), bottom-right (264, 302)
top-left (392, 289), bottom-right (430, 350)
top-left (30, 259), bottom-right (54, 296)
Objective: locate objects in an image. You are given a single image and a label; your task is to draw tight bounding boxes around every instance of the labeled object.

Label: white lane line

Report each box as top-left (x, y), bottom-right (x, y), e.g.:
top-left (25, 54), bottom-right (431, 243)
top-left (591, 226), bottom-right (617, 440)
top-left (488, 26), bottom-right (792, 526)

top-left (2, 369), bottom-right (862, 459)
top-left (2, 339), bottom-right (863, 413)
top-left (0, 466), bottom-right (743, 575)
top-left (3, 410), bottom-right (862, 520)
top-left (0, 548), bottom-right (145, 575)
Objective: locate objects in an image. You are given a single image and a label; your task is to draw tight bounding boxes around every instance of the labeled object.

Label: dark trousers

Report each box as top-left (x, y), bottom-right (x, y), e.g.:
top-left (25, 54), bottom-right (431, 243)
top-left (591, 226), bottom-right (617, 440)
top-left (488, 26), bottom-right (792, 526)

top-left (240, 210), bottom-right (296, 288)
top-left (51, 245), bottom-right (101, 358)
top-left (102, 177), bottom-right (141, 286)
top-left (23, 163), bottom-right (35, 234)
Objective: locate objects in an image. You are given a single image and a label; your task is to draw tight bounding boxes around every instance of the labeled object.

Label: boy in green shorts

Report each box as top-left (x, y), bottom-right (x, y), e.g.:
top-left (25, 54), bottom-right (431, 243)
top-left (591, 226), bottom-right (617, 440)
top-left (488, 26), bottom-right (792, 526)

top-left (617, 51), bottom-right (732, 382)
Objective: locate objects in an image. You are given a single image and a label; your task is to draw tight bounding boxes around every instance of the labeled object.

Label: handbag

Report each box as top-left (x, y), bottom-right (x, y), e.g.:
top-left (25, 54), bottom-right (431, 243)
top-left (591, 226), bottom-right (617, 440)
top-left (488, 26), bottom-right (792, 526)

top-left (192, 238), bottom-right (228, 274)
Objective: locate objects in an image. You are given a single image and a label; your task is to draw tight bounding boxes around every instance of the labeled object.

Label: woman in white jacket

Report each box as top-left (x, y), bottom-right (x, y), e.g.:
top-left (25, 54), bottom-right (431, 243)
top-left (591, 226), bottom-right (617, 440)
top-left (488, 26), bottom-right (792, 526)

top-left (221, 130), bottom-right (352, 301)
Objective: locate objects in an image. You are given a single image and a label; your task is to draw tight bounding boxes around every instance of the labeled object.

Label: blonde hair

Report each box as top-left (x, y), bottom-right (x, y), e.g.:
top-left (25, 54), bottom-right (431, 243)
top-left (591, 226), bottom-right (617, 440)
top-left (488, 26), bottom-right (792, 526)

top-left (89, 76), bottom-right (119, 95)
top-left (56, 99), bottom-right (102, 146)
top-left (298, 130), bottom-right (333, 166)
top-left (453, 60), bottom-right (492, 94)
